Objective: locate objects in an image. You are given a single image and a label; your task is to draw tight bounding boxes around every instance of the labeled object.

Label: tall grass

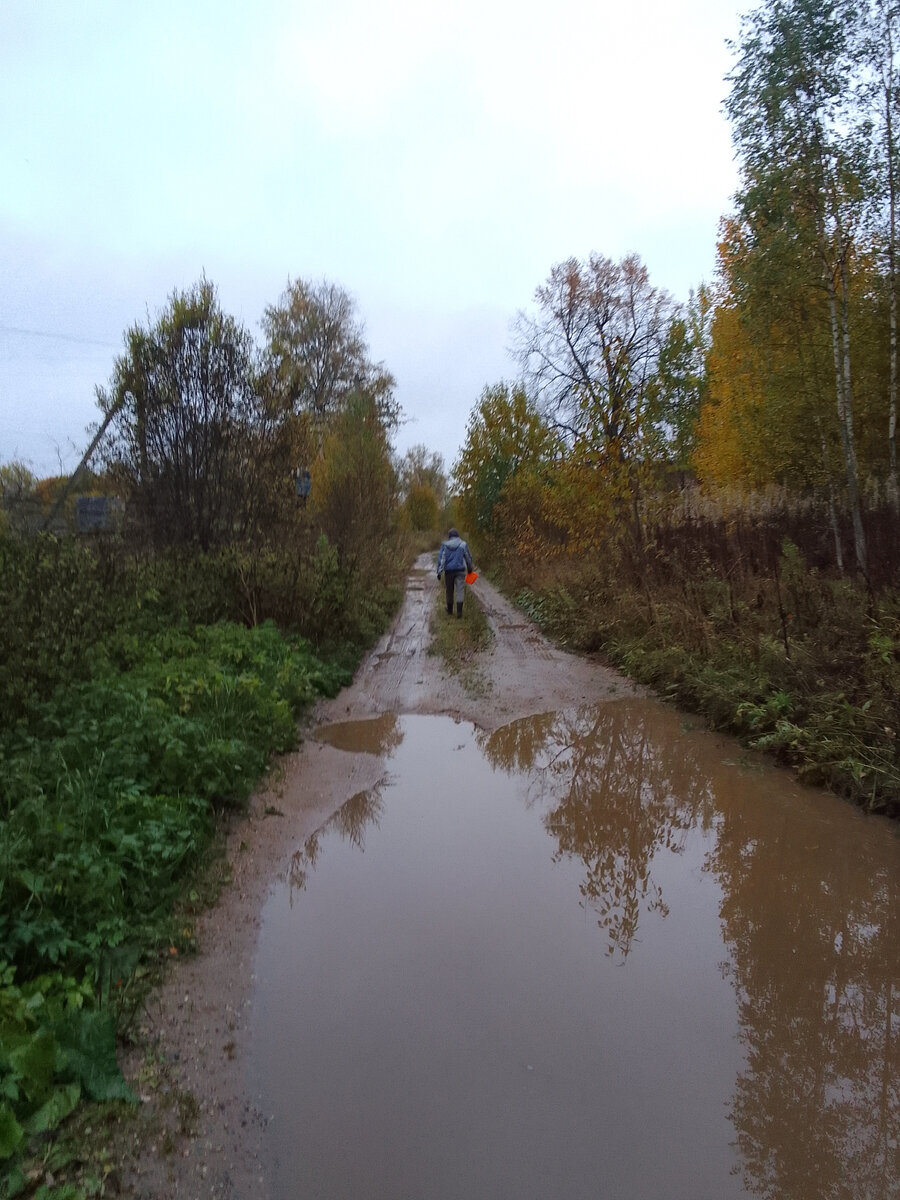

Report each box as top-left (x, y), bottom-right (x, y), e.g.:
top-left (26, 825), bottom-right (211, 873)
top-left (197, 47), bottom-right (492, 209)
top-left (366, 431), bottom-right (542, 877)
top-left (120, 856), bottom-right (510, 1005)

top-left (490, 510), bottom-right (899, 813)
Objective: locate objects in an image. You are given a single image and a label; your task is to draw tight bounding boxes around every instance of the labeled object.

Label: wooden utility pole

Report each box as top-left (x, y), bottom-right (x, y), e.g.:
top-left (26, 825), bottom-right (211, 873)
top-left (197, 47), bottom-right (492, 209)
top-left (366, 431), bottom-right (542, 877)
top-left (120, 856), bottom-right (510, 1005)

top-left (41, 395), bottom-right (125, 532)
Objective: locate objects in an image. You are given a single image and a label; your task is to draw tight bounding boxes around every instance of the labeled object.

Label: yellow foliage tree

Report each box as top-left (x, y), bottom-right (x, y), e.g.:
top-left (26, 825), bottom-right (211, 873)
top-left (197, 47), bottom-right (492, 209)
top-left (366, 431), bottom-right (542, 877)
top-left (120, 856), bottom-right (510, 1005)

top-left (310, 394), bottom-right (397, 572)
top-left (453, 383), bottom-right (560, 535)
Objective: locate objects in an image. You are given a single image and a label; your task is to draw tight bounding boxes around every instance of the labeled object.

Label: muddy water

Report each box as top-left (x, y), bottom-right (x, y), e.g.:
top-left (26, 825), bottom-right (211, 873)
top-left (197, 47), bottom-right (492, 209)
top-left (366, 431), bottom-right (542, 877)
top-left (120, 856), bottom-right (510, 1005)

top-left (251, 701), bottom-right (900, 1200)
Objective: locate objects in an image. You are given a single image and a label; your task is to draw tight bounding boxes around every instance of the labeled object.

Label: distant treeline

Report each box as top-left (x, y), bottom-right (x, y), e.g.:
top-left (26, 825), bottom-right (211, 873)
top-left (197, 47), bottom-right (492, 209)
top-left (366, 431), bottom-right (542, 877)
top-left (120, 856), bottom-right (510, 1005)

top-left (450, 0), bottom-right (900, 810)
top-left (0, 273), bottom-right (459, 1191)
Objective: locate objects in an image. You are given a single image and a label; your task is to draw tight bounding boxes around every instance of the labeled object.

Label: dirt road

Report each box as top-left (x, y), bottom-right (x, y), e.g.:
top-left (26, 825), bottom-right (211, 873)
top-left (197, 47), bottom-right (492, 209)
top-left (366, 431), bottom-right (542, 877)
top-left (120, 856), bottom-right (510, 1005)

top-left (120, 556), bottom-right (636, 1197)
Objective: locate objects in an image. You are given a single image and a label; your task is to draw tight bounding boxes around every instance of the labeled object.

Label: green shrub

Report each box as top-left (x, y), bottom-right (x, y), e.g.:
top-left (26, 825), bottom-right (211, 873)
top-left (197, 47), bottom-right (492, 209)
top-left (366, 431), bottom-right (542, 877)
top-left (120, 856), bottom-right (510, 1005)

top-left (0, 535), bottom-right (110, 726)
top-left (0, 617), bottom-right (352, 1188)
top-left (0, 964), bottom-right (135, 1182)
top-left (1, 620), bottom-right (348, 971)
top-left (0, 515), bottom-right (403, 1190)
top-left (506, 537), bottom-right (900, 812)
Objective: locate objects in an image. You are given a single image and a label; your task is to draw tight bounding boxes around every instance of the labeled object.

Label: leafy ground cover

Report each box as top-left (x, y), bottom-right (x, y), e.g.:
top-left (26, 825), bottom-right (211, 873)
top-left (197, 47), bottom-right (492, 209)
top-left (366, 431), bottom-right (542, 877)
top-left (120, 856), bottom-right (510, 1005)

top-left (502, 540), bottom-right (899, 814)
top-left (0, 618), bottom-right (349, 1196)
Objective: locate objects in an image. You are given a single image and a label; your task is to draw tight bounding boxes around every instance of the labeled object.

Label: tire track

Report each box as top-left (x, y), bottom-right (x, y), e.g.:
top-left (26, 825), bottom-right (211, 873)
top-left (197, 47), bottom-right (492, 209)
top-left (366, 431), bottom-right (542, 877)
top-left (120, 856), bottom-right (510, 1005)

top-left (321, 553), bottom-right (635, 730)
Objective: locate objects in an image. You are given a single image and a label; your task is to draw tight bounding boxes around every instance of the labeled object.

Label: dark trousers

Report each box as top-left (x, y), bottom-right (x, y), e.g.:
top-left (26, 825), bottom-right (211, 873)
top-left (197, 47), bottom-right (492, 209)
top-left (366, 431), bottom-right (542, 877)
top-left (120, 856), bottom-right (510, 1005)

top-left (444, 571), bottom-right (463, 613)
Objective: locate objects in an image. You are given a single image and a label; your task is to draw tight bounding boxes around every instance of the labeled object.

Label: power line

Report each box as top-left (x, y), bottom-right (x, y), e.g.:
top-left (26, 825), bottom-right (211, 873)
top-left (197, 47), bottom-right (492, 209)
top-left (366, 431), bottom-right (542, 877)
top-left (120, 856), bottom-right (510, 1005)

top-left (0, 324), bottom-right (119, 350)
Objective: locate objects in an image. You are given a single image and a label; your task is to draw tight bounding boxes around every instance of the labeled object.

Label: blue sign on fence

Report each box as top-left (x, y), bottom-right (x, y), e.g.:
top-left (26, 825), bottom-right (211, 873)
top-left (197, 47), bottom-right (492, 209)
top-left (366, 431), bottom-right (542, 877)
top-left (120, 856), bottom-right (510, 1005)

top-left (75, 496), bottom-right (116, 532)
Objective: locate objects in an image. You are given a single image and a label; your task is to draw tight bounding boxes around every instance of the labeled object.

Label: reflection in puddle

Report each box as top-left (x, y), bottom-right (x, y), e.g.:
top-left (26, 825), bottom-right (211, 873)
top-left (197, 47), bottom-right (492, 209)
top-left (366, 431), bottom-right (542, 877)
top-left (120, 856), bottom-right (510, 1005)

top-left (481, 701), bottom-right (717, 957)
top-left (253, 704), bottom-right (900, 1200)
top-left (313, 712), bottom-right (403, 756)
top-left (288, 786), bottom-right (385, 894)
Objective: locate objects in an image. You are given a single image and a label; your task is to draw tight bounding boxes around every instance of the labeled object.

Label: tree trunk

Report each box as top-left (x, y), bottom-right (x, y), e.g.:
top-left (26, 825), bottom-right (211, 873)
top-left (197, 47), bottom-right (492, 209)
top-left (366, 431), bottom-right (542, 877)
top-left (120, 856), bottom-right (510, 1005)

top-left (821, 210), bottom-right (868, 578)
top-left (883, 4), bottom-right (899, 504)
top-left (816, 415), bottom-right (844, 574)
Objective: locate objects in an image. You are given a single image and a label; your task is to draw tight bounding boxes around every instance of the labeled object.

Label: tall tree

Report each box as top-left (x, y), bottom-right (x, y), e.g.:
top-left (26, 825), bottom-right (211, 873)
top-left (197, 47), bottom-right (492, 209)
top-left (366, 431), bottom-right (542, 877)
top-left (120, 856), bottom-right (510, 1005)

top-left (397, 443), bottom-right (447, 532)
top-left (864, 0), bottom-right (900, 501)
top-left (453, 383), bottom-right (559, 533)
top-left (262, 278), bottom-right (399, 435)
top-left (97, 279), bottom-right (266, 548)
top-left (311, 393), bottom-right (398, 572)
top-left (514, 253), bottom-right (674, 463)
top-left (646, 285), bottom-right (712, 473)
top-left (726, 0), bottom-right (871, 573)
top-left (696, 219), bottom-right (846, 494)
top-left (396, 443), bottom-right (447, 506)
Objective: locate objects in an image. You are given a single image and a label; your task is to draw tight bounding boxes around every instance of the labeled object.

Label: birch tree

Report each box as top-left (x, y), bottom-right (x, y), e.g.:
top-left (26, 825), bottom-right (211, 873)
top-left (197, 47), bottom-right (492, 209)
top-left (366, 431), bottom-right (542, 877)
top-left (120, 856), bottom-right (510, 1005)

top-left (726, 0), bottom-right (871, 574)
top-left (864, 0), bottom-right (900, 501)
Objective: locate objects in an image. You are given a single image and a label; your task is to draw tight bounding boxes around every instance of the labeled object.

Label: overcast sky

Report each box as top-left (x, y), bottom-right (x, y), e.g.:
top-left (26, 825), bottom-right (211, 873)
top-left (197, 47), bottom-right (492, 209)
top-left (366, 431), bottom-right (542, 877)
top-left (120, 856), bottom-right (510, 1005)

top-left (1, 0), bottom-right (747, 479)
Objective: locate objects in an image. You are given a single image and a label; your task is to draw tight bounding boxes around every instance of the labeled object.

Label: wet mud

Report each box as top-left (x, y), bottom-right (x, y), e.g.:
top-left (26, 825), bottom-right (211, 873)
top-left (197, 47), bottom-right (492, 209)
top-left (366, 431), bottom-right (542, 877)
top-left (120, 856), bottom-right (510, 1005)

top-left (121, 555), bottom-right (900, 1198)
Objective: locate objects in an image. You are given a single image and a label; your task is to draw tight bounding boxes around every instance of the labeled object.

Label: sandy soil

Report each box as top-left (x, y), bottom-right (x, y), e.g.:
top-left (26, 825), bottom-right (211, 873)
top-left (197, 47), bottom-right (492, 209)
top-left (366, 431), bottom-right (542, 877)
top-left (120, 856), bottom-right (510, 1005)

top-left (118, 556), bottom-right (637, 1197)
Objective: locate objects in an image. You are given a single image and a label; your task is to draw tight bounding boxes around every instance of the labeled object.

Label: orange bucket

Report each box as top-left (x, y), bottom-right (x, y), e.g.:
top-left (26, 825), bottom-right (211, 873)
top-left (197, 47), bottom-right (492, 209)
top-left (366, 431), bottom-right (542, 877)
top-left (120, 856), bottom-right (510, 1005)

top-left (465, 571), bottom-right (478, 585)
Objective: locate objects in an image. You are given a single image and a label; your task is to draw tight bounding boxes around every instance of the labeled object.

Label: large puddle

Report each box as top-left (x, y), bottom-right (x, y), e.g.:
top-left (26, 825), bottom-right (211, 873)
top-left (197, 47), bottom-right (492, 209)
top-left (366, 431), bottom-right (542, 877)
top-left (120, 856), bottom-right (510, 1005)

top-left (251, 700), bottom-right (900, 1199)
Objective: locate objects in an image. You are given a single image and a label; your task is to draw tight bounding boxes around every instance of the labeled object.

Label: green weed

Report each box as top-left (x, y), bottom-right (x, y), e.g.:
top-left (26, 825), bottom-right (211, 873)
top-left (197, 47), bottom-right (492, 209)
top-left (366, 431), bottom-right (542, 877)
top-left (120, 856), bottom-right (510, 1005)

top-left (0, 618), bottom-right (351, 1190)
top-left (507, 539), bottom-right (900, 813)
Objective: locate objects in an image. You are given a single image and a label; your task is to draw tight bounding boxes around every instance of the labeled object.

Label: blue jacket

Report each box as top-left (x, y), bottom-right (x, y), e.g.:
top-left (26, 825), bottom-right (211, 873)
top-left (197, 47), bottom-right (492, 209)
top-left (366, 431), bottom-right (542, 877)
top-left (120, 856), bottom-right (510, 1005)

top-left (437, 536), bottom-right (473, 576)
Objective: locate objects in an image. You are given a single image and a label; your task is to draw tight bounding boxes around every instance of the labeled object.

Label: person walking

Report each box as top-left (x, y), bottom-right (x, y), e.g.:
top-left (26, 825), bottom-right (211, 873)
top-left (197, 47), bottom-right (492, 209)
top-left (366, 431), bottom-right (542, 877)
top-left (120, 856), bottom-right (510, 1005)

top-left (436, 527), bottom-right (474, 618)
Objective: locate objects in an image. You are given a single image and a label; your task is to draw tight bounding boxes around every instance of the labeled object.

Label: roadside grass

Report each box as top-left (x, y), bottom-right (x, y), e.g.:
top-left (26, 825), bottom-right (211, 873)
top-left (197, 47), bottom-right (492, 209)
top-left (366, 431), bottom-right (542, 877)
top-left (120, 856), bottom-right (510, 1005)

top-left (0, 619), bottom-right (352, 1197)
top-left (2, 1036), bottom-right (202, 1200)
top-left (428, 578), bottom-right (493, 697)
top-left (504, 541), bottom-right (900, 814)
top-left (0, 520), bottom-right (408, 1196)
